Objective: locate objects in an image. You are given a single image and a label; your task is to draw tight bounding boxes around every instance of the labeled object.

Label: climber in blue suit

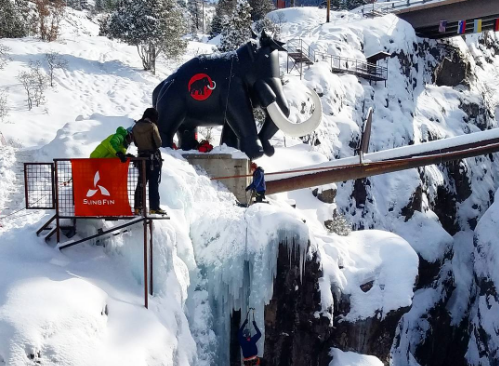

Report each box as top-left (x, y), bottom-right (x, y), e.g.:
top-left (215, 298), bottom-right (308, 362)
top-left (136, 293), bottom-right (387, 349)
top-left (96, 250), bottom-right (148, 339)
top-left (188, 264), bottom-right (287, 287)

top-left (246, 163), bottom-right (266, 203)
top-left (238, 318), bottom-right (262, 365)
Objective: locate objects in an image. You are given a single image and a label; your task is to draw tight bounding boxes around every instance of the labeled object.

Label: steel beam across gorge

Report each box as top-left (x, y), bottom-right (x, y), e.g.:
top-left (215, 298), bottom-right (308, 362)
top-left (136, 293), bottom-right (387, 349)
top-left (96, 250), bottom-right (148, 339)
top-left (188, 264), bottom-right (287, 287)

top-left (395, 0), bottom-right (499, 29)
top-left (266, 142), bottom-right (499, 195)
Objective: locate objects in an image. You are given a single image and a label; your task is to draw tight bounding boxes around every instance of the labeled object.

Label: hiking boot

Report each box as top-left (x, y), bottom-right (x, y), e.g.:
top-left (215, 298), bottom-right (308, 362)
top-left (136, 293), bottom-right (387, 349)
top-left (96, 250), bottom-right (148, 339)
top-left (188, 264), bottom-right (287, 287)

top-left (134, 208), bottom-right (143, 215)
top-left (150, 208), bottom-right (167, 215)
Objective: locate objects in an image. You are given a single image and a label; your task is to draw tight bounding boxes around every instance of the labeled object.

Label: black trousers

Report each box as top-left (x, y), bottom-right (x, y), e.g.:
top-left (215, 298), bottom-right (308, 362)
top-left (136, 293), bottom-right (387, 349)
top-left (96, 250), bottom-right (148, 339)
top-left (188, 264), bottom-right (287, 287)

top-left (255, 191), bottom-right (265, 203)
top-left (134, 154), bottom-right (162, 210)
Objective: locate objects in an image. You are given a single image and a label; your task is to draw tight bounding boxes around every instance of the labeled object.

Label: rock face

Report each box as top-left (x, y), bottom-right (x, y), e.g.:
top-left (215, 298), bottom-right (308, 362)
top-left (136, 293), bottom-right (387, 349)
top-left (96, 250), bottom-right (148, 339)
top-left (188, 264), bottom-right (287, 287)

top-left (433, 52), bottom-right (471, 87)
top-left (312, 186), bottom-right (337, 204)
top-left (262, 244), bottom-right (332, 366)
top-left (330, 300), bottom-right (410, 364)
top-left (259, 243), bottom-right (410, 366)
top-left (466, 206), bottom-right (499, 365)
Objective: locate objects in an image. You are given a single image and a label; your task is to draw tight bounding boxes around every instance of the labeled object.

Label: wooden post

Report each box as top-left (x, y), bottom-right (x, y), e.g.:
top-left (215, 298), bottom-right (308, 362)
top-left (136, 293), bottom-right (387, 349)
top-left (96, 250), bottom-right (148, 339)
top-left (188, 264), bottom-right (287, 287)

top-left (327, 0), bottom-right (330, 23)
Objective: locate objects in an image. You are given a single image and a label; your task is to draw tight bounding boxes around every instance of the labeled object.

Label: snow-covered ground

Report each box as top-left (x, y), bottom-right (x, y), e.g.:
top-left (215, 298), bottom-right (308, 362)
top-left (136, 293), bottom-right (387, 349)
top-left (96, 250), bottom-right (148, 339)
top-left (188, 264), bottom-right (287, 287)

top-left (1, 5), bottom-right (499, 366)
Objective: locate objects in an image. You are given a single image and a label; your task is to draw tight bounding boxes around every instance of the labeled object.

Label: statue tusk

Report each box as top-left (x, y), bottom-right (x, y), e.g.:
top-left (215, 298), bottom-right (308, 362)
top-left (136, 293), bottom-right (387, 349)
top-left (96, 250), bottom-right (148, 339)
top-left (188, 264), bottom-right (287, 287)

top-left (266, 88), bottom-right (322, 138)
top-left (207, 81), bottom-right (216, 90)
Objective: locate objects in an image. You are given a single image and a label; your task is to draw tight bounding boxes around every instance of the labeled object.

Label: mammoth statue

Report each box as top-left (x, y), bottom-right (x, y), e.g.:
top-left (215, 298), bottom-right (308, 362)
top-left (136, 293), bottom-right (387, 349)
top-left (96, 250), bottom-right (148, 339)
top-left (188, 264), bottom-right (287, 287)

top-left (152, 30), bottom-right (322, 159)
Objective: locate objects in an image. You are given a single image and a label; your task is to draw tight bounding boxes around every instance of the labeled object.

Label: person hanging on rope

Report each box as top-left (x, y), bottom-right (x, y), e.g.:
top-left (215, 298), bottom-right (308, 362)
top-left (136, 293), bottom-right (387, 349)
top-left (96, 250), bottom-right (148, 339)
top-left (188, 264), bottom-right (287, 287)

top-left (246, 163), bottom-right (266, 204)
top-left (90, 126), bottom-right (134, 162)
top-left (132, 108), bottom-right (167, 215)
top-left (238, 308), bottom-right (262, 366)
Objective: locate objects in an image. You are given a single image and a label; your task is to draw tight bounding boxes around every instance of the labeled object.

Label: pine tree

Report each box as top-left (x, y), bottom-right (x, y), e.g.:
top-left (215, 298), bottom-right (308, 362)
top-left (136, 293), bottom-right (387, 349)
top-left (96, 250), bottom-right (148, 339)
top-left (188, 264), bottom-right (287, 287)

top-left (254, 16), bottom-right (281, 40)
top-left (345, 0), bottom-right (369, 10)
top-left (324, 211), bottom-right (351, 236)
top-left (101, 0), bottom-right (187, 74)
top-left (248, 0), bottom-right (274, 22)
top-left (188, 0), bottom-right (202, 33)
top-left (219, 0), bottom-right (251, 52)
top-left (94, 0), bottom-right (103, 11)
top-left (0, 0), bottom-right (28, 38)
top-left (331, 0), bottom-right (342, 10)
top-left (209, 0), bottom-right (234, 39)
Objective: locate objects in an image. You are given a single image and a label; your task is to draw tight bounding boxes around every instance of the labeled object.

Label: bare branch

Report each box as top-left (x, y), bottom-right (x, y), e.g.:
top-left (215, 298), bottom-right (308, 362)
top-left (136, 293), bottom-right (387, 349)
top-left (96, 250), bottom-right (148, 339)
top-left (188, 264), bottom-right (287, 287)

top-left (0, 44), bottom-right (11, 69)
top-left (17, 70), bottom-right (35, 110)
top-left (45, 50), bottom-right (68, 87)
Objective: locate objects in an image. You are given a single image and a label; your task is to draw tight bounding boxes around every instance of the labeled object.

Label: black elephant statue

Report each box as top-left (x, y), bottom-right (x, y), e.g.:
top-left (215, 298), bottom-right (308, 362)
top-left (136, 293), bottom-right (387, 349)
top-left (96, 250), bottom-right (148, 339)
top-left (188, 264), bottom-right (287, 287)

top-left (152, 30), bottom-right (322, 159)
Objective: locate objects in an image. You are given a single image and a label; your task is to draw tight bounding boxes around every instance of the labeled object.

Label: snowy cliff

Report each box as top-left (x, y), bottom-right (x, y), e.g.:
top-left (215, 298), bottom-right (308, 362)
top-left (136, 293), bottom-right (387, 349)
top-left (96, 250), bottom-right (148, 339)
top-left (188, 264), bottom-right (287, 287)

top-left (0, 5), bottom-right (499, 366)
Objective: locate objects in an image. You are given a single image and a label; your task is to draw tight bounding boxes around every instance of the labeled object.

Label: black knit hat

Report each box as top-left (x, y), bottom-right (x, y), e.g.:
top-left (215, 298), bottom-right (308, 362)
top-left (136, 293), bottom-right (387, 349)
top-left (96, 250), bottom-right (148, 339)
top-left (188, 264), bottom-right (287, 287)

top-left (142, 108), bottom-right (158, 123)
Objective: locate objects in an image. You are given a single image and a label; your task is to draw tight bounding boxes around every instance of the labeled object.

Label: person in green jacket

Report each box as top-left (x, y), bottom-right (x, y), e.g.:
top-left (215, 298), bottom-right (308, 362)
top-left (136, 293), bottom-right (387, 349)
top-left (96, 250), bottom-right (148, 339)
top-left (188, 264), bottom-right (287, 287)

top-left (90, 127), bottom-right (133, 162)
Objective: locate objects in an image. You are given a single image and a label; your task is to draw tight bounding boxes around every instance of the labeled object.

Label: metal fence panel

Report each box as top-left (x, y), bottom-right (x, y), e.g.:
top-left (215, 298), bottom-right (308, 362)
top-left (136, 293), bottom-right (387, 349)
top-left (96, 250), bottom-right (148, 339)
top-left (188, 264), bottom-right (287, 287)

top-left (54, 159), bottom-right (147, 219)
top-left (24, 163), bottom-right (55, 209)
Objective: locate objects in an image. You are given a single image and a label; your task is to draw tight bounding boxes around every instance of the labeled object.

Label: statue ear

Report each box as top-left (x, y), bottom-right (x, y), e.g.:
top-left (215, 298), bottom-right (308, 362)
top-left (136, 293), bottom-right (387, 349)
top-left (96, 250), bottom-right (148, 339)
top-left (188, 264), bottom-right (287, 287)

top-left (261, 28), bottom-right (269, 40)
top-left (250, 28), bottom-right (258, 39)
top-left (274, 40), bottom-right (286, 52)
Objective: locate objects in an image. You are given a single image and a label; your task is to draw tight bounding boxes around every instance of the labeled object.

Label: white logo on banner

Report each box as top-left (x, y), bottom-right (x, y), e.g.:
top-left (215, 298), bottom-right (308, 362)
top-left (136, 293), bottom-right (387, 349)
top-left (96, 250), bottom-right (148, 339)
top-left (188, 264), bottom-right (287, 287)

top-left (86, 171), bottom-right (110, 198)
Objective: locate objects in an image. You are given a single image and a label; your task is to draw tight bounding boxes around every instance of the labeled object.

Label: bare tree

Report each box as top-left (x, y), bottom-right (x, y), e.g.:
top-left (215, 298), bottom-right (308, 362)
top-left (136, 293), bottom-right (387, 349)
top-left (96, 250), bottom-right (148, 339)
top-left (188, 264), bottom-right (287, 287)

top-left (29, 60), bottom-right (47, 107)
top-left (17, 61), bottom-right (47, 110)
top-left (0, 89), bottom-right (9, 122)
top-left (45, 51), bottom-right (68, 87)
top-left (0, 44), bottom-right (10, 69)
top-left (34, 0), bottom-right (65, 41)
top-left (17, 71), bottom-right (35, 110)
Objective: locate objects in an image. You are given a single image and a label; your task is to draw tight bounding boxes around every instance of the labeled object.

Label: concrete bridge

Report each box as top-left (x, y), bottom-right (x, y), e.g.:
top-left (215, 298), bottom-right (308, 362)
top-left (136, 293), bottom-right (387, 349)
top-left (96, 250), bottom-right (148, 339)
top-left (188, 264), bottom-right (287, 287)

top-left (394, 0), bottom-right (499, 39)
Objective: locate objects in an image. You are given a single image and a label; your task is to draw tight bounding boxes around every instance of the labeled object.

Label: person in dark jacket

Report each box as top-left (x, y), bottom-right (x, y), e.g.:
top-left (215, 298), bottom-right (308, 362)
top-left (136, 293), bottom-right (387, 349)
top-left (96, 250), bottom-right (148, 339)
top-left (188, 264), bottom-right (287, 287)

top-left (246, 163), bottom-right (266, 203)
top-left (132, 108), bottom-right (166, 215)
top-left (238, 319), bottom-right (262, 365)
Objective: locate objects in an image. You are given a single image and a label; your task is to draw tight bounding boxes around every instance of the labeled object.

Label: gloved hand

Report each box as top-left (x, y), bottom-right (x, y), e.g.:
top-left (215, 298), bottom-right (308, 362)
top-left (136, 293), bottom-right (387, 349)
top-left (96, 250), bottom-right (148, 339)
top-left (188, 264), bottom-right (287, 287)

top-left (245, 186), bottom-right (251, 192)
top-left (116, 151), bottom-right (127, 163)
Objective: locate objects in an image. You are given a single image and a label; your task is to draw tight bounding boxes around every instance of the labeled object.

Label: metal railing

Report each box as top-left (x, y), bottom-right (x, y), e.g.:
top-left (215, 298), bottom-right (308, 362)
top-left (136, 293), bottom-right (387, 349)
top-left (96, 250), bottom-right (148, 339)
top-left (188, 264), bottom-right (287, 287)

top-left (53, 158), bottom-right (147, 219)
top-left (25, 163), bottom-right (55, 209)
top-left (286, 38), bottom-right (313, 60)
top-left (360, 0), bottom-right (442, 14)
top-left (313, 50), bottom-right (388, 81)
top-left (24, 157), bottom-right (168, 309)
top-left (284, 39), bottom-right (388, 82)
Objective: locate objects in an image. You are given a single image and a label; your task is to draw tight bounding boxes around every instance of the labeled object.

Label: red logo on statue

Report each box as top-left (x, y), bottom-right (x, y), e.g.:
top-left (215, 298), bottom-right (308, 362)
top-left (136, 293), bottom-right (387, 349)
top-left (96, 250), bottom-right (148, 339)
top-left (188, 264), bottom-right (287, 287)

top-left (188, 73), bottom-right (216, 101)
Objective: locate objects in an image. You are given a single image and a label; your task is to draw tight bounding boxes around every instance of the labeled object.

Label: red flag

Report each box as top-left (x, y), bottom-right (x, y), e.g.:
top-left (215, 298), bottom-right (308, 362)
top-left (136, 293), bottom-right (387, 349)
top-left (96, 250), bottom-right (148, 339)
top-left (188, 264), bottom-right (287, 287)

top-left (496, 19), bottom-right (499, 32)
top-left (72, 159), bottom-right (132, 217)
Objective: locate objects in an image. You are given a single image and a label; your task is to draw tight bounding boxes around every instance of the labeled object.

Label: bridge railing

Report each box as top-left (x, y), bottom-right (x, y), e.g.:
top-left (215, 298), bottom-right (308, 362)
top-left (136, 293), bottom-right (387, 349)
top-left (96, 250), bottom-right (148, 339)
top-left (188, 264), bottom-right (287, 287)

top-left (359, 0), bottom-right (441, 14)
top-left (313, 50), bottom-right (388, 81)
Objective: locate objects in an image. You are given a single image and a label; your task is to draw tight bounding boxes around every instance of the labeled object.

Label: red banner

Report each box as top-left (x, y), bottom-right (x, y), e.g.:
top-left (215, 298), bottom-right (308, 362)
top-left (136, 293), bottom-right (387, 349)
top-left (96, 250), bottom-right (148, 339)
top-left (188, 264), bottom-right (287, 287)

top-left (71, 159), bottom-right (132, 217)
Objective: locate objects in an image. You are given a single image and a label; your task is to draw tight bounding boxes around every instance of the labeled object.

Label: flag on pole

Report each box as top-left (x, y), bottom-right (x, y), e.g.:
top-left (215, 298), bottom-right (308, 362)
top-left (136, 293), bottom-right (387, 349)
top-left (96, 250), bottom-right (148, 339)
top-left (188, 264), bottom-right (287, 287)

top-left (457, 20), bottom-right (466, 34)
top-left (474, 19), bottom-right (482, 33)
top-left (439, 20), bottom-right (447, 33)
top-left (495, 19), bottom-right (499, 32)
